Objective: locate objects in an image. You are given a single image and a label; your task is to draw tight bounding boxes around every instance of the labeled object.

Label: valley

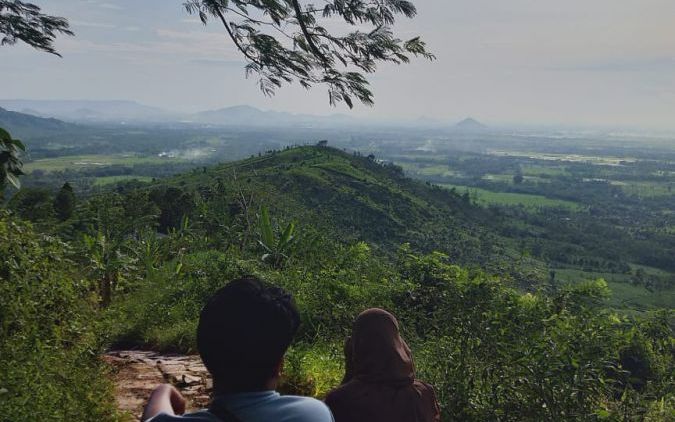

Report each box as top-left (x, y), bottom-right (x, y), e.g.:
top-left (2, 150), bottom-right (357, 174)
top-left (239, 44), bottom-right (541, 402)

top-left (2, 109), bottom-right (673, 421)
top-left (5, 108), bottom-right (673, 313)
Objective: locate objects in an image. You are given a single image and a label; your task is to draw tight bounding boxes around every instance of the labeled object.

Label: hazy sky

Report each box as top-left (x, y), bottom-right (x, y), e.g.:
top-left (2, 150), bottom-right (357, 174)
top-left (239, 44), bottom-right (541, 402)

top-left (2, 0), bottom-right (674, 129)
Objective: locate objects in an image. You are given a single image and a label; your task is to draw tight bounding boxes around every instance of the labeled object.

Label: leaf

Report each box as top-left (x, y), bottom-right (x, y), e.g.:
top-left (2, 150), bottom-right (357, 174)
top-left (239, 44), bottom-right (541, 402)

top-left (6, 172), bottom-right (20, 189)
top-left (12, 138), bottom-right (25, 151)
top-left (0, 128), bottom-right (10, 142)
top-left (280, 221), bottom-right (295, 247)
top-left (259, 206), bottom-right (275, 247)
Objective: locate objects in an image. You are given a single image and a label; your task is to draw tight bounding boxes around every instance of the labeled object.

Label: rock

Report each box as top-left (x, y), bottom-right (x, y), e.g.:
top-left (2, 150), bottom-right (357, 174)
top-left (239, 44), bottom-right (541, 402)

top-left (181, 374), bottom-right (202, 386)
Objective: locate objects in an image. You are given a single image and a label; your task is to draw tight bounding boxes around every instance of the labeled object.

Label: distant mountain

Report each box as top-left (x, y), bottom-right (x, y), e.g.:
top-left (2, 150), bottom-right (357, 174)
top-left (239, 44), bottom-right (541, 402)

top-left (190, 105), bottom-right (358, 127)
top-left (454, 117), bottom-right (488, 132)
top-left (192, 105), bottom-right (287, 125)
top-left (0, 107), bottom-right (76, 136)
top-left (0, 99), bottom-right (173, 123)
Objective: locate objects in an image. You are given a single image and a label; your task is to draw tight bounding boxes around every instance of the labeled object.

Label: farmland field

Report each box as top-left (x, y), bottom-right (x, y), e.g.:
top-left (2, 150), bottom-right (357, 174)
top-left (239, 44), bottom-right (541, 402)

top-left (438, 184), bottom-right (583, 210)
top-left (93, 175), bottom-right (154, 186)
top-left (554, 268), bottom-right (675, 310)
top-left (23, 154), bottom-right (180, 172)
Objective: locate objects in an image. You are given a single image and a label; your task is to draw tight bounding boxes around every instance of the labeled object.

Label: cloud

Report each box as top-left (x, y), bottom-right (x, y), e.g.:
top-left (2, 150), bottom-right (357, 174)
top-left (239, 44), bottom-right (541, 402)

top-left (57, 27), bottom-right (240, 62)
top-left (551, 57), bottom-right (675, 73)
top-left (70, 20), bottom-right (117, 29)
top-left (98, 3), bottom-right (122, 10)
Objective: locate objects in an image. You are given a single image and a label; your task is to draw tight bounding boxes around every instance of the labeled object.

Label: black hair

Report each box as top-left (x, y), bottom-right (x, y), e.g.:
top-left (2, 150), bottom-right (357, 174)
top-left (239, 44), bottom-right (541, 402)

top-left (197, 276), bottom-right (300, 392)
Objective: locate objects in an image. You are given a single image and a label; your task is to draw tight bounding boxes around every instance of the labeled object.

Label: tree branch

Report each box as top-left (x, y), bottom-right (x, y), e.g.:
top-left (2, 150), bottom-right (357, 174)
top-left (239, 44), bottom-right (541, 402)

top-left (289, 0), bottom-right (329, 65)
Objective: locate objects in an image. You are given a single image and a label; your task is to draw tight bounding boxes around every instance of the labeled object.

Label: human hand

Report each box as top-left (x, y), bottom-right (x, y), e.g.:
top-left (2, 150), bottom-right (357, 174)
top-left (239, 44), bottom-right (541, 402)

top-left (141, 384), bottom-right (187, 421)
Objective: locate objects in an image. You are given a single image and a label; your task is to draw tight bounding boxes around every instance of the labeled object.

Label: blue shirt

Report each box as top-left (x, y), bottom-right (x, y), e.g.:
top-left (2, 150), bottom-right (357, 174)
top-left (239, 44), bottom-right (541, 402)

top-left (148, 391), bottom-right (334, 422)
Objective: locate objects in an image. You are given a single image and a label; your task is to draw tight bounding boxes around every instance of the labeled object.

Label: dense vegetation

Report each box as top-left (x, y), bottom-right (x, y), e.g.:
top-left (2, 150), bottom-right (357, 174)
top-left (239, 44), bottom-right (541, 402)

top-left (2, 145), bottom-right (673, 420)
top-left (0, 212), bottom-right (117, 420)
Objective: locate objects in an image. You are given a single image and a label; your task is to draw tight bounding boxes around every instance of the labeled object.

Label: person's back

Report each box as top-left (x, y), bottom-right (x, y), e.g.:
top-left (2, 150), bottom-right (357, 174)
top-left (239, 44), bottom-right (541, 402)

top-left (142, 277), bottom-right (334, 422)
top-left (325, 308), bottom-right (440, 422)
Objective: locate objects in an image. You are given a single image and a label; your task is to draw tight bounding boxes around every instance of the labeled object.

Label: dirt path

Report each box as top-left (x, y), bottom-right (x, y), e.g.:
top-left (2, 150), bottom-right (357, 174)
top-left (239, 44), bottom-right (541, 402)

top-left (103, 351), bottom-right (213, 420)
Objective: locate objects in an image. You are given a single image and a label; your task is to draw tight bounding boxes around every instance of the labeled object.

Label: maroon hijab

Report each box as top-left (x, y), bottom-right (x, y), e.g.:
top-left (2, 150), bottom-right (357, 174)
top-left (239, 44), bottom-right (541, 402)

top-left (325, 309), bottom-right (441, 422)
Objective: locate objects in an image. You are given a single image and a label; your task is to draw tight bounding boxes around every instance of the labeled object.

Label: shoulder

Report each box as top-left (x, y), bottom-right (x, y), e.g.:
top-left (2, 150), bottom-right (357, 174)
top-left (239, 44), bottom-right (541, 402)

top-left (147, 410), bottom-right (219, 422)
top-left (275, 395), bottom-right (334, 422)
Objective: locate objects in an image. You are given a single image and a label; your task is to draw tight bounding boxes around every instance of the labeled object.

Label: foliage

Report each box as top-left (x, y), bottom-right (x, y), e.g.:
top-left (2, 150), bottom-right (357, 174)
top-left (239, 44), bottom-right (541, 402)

top-left (83, 230), bottom-right (137, 306)
top-left (7, 186), bottom-right (53, 221)
top-left (0, 127), bottom-right (24, 193)
top-left (0, 0), bottom-right (73, 56)
top-left (4, 145), bottom-right (673, 420)
top-left (0, 212), bottom-right (118, 420)
top-left (258, 205), bottom-right (298, 268)
top-left (53, 181), bottom-right (75, 220)
top-left (183, 0), bottom-right (434, 107)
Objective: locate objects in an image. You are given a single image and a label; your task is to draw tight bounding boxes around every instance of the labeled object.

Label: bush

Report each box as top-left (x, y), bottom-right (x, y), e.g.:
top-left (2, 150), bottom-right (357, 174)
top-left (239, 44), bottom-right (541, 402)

top-left (0, 212), bottom-right (119, 420)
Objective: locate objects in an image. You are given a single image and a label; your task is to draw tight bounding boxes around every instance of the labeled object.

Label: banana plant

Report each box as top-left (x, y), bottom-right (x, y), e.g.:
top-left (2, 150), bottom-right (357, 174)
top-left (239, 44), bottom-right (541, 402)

top-left (258, 206), bottom-right (297, 269)
top-left (83, 231), bottom-right (136, 307)
top-left (133, 229), bottom-right (162, 278)
top-left (0, 128), bottom-right (25, 192)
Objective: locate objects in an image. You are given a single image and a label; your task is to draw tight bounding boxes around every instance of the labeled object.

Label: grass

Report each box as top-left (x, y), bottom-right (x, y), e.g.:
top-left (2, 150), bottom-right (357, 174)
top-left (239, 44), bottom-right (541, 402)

top-left (93, 175), bottom-right (154, 186)
top-left (521, 165), bottom-right (569, 177)
top-left (24, 154), bottom-right (179, 173)
top-left (611, 181), bottom-right (674, 197)
top-left (554, 268), bottom-right (675, 310)
top-left (438, 184), bottom-right (583, 210)
top-left (488, 150), bottom-right (639, 166)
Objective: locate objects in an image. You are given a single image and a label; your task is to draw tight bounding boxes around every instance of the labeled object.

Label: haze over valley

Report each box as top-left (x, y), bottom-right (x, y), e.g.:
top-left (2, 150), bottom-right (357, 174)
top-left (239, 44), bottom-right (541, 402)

top-left (1, 1), bottom-right (673, 421)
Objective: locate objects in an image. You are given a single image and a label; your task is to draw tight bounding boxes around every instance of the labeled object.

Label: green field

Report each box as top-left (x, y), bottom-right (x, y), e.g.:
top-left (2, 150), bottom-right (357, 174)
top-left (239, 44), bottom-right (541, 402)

top-left (554, 268), bottom-right (675, 310)
top-left (488, 150), bottom-right (639, 166)
top-left (24, 154), bottom-right (179, 173)
top-left (611, 180), bottom-right (674, 197)
top-left (521, 164), bottom-right (569, 176)
top-left (93, 175), bottom-right (154, 186)
top-left (439, 184), bottom-right (583, 210)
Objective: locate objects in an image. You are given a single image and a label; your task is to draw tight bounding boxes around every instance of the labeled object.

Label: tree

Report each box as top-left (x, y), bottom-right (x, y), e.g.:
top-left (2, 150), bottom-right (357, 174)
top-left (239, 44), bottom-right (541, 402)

top-left (7, 187), bottom-right (53, 221)
top-left (53, 182), bottom-right (75, 221)
top-left (0, 127), bottom-right (24, 196)
top-left (183, 0), bottom-right (434, 108)
top-left (83, 230), bottom-right (136, 306)
top-left (258, 205), bottom-right (298, 269)
top-left (513, 167), bottom-right (524, 184)
top-left (0, 0), bottom-right (73, 56)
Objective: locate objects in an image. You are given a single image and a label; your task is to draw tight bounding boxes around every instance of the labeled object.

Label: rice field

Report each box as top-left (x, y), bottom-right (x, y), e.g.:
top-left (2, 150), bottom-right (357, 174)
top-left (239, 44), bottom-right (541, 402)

top-left (611, 181), bottom-right (674, 197)
top-left (93, 175), bottom-right (154, 186)
top-left (554, 268), bottom-right (675, 310)
top-left (439, 184), bottom-right (583, 210)
top-left (24, 154), bottom-right (179, 173)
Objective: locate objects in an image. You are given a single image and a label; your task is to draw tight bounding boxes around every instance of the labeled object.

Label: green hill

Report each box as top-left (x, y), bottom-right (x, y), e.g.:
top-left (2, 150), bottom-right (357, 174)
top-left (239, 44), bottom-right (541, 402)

top-left (5, 145), bottom-right (673, 421)
top-left (156, 145), bottom-right (539, 279)
top-left (0, 107), bottom-right (75, 137)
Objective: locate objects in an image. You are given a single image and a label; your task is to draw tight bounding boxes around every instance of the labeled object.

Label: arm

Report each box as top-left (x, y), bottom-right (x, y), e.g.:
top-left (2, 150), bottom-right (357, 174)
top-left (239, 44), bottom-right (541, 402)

top-left (341, 336), bottom-right (353, 385)
top-left (141, 384), bottom-right (187, 421)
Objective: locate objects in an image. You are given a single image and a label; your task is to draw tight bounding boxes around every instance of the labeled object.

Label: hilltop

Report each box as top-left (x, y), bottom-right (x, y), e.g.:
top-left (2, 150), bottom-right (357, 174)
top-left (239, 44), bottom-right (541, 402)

top-left (0, 107), bottom-right (75, 137)
top-left (155, 145), bottom-right (539, 278)
top-left (454, 117), bottom-right (488, 132)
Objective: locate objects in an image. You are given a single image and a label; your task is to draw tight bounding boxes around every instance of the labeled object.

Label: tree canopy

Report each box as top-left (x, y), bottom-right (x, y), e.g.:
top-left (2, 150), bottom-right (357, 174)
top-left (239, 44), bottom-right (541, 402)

top-left (0, 0), bottom-right (73, 56)
top-left (183, 0), bottom-right (434, 108)
top-left (0, 128), bottom-right (25, 193)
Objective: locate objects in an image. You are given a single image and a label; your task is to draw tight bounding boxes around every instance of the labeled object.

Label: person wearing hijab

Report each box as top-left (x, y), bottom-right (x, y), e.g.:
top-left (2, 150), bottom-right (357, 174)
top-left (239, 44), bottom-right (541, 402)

top-left (325, 308), bottom-right (441, 422)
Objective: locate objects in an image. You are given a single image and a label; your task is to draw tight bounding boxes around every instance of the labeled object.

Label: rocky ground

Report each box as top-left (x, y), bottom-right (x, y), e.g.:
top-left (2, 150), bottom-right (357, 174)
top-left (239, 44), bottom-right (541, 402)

top-left (103, 351), bottom-right (213, 421)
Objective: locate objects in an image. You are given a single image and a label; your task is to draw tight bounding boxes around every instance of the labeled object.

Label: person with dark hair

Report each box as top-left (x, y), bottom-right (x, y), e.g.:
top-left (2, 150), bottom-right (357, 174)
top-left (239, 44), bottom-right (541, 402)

top-left (142, 277), bottom-right (334, 422)
top-left (325, 308), bottom-right (441, 422)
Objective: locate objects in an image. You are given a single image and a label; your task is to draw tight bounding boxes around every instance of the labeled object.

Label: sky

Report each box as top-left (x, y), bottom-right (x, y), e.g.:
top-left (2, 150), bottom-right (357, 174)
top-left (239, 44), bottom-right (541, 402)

top-left (1, 0), bottom-right (674, 129)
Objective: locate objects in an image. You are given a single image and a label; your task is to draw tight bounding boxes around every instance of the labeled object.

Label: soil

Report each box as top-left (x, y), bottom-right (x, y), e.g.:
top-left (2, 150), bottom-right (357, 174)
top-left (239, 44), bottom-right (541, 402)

top-left (103, 350), bottom-right (213, 420)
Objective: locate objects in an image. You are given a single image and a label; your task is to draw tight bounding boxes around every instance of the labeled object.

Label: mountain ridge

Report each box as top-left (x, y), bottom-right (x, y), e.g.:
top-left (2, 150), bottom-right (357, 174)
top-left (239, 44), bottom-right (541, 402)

top-left (156, 145), bottom-right (540, 279)
top-left (0, 107), bottom-right (76, 136)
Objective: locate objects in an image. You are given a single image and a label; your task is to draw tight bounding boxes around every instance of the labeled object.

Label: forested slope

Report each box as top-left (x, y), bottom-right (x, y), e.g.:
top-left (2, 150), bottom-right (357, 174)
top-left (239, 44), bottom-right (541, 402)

top-left (156, 145), bottom-right (543, 282)
top-left (2, 145), bottom-right (673, 420)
